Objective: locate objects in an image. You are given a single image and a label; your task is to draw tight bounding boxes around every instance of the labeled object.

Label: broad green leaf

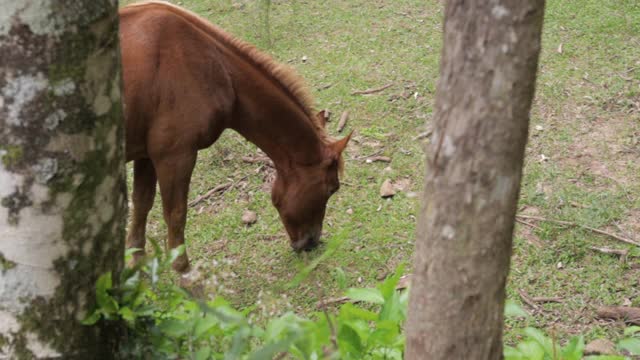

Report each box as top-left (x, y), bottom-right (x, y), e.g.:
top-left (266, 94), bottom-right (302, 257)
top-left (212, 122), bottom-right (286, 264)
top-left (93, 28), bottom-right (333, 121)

top-left (561, 335), bottom-right (585, 360)
top-left (264, 313), bottom-right (297, 341)
top-left (378, 265), bottom-right (405, 300)
top-left (583, 356), bottom-right (626, 360)
top-left (516, 340), bottom-right (545, 360)
top-left (95, 272), bottom-right (112, 295)
top-left (338, 323), bottom-right (363, 357)
top-left (119, 307), bottom-right (136, 324)
top-left (81, 310), bottom-right (101, 325)
top-left (345, 288), bottom-right (384, 304)
top-left (124, 247), bottom-right (142, 261)
top-left (339, 303), bottom-right (378, 322)
top-left (523, 327), bottom-right (555, 355)
top-left (225, 326), bottom-right (250, 360)
top-left (159, 319), bottom-right (193, 337)
top-left (249, 339), bottom-right (297, 360)
top-left (367, 327), bottom-right (397, 348)
top-left (624, 326), bottom-right (640, 336)
top-left (379, 291), bottom-right (404, 322)
top-left (95, 272), bottom-right (118, 314)
top-left (618, 337), bottom-right (640, 355)
top-left (505, 300), bottom-right (529, 319)
top-left (504, 345), bottom-right (526, 360)
top-left (194, 315), bottom-right (218, 339)
top-left (194, 346), bottom-right (211, 360)
top-left (147, 236), bottom-right (163, 261)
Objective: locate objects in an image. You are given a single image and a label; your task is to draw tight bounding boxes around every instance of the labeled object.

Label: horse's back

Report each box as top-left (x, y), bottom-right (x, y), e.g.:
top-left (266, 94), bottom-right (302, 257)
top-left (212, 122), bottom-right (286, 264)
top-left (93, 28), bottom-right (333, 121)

top-left (120, 3), bottom-right (235, 161)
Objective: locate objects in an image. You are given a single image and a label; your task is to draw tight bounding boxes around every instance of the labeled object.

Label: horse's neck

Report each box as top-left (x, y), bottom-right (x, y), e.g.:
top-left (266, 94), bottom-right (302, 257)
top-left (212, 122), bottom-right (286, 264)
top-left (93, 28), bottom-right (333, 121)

top-left (229, 74), bottom-right (325, 170)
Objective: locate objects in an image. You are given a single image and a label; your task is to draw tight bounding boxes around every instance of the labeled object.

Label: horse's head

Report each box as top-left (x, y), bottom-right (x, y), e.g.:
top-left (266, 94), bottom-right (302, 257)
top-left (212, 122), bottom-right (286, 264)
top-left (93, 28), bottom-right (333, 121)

top-left (271, 119), bottom-right (352, 251)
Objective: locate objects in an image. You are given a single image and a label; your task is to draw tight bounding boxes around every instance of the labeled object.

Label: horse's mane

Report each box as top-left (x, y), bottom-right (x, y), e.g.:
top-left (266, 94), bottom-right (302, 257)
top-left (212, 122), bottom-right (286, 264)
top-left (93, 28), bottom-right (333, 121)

top-left (123, 1), bottom-right (332, 144)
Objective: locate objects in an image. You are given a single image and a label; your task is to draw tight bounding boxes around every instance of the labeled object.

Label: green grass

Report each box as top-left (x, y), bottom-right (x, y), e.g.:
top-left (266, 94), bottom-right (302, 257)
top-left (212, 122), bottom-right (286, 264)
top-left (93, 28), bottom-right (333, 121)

top-left (123, 0), bottom-right (639, 345)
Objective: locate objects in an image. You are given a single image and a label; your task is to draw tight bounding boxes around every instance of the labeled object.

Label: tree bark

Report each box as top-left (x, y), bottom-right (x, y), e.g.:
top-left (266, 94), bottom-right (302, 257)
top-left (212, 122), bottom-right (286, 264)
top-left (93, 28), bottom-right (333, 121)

top-left (0, 1), bottom-right (125, 358)
top-left (405, 1), bottom-right (545, 359)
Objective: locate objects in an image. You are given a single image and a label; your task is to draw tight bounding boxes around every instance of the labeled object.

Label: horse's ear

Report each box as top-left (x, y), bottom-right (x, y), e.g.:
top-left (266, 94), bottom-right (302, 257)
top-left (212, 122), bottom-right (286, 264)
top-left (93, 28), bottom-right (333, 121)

top-left (317, 110), bottom-right (330, 128)
top-left (330, 130), bottom-right (353, 155)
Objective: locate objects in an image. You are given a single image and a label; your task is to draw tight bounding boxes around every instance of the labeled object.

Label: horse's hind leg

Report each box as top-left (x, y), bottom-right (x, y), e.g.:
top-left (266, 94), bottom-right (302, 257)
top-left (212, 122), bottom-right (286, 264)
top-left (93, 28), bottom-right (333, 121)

top-left (127, 158), bottom-right (157, 264)
top-left (154, 152), bottom-right (197, 273)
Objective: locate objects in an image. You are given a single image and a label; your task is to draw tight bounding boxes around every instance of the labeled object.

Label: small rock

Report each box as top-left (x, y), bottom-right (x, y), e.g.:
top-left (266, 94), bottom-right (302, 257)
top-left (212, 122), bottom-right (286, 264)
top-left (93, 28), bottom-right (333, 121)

top-left (584, 339), bottom-right (616, 355)
top-left (383, 166), bottom-right (393, 172)
top-left (380, 179), bottom-right (396, 198)
top-left (535, 125), bottom-right (544, 131)
top-left (376, 269), bottom-right (388, 281)
top-left (393, 178), bottom-right (412, 192)
top-left (242, 210), bottom-right (257, 225)
top-left (301, 55), bottom-right (308, 62)
top-left (556, 261), bottom-right (564, 269)
top-left (346, 208), bottom-right (353, 215)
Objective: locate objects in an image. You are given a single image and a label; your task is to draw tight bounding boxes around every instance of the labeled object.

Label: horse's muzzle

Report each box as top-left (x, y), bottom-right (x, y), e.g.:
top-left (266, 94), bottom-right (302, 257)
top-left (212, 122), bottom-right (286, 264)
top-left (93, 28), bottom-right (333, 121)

top-left (291, 230), bottom-right (321, 252)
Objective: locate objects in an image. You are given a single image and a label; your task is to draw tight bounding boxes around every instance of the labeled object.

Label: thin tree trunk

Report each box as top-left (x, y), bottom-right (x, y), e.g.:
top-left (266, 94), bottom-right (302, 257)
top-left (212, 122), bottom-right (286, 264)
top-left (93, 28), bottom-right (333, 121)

top-left (0, 1), bottom-right (125, 358)
top-left (405, 1), bottom-right (545, 359)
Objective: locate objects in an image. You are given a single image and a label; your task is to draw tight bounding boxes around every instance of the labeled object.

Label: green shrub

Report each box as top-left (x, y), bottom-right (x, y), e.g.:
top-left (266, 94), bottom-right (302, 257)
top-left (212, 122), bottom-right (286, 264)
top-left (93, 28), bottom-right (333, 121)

top-left (83, 246), bottom-right (639, 359)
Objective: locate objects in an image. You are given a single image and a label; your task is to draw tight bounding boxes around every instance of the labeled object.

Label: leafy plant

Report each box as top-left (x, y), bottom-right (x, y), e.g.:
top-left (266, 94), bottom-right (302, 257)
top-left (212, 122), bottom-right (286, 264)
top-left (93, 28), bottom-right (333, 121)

top-left (503, 304), bottom-right (638, 360)
top-left (83, 247), bottom-right (638, 359)
top-left (82, 244), bottom-right (407, 359)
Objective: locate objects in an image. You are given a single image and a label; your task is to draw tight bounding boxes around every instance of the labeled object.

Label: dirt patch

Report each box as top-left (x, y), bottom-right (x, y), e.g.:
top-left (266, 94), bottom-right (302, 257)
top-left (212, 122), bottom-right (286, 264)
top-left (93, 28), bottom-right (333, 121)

top-left (616, 208), bottom-right (640, 241)
top-left (555, 107), bottom-right (639, 188)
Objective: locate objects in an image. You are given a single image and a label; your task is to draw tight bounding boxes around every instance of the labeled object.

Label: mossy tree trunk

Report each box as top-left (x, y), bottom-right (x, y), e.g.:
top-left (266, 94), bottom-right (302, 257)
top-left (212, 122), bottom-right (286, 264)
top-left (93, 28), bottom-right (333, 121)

top-left (0, 0), bottom-right (125, 358)
top-left (405, 1), bottom-right (545, 358)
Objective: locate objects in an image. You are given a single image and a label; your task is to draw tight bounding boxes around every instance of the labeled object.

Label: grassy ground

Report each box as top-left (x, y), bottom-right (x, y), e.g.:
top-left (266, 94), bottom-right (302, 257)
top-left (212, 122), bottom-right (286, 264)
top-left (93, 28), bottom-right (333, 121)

top-left (123, 0), bottom-right (640, 344)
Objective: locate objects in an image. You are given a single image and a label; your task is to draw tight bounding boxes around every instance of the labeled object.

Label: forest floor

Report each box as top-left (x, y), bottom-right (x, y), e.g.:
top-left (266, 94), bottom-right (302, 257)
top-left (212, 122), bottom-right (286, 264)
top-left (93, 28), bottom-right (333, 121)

top-left (123, 0), bottom-right (640, 344)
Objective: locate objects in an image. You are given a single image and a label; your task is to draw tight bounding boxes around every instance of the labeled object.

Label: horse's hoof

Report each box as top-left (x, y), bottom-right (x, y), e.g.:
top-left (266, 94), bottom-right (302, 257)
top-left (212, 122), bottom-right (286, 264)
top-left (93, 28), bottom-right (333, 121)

top-left (172, 254), bottom-right (191, 273)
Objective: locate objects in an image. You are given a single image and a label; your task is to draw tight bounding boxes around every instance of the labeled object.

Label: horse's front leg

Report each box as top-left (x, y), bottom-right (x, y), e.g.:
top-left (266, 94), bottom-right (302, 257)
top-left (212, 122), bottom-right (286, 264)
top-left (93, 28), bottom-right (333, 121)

top-left (126, 158), bottom-right (157, 265)
top-left (154, 151), bottom-right (197, 273)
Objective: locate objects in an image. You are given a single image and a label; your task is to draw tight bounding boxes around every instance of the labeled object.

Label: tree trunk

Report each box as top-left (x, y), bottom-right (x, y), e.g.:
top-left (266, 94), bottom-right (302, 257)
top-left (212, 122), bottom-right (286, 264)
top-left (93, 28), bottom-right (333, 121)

top-left (405, 1), bottom-right (545, 359)
top-left (0, 1), bottom-right (125, 358)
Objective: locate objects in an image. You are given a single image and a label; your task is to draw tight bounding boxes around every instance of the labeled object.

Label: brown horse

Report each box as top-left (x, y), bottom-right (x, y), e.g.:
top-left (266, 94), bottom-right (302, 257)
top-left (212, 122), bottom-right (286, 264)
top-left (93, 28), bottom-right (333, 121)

top-left (119, 2), bottom-right (351, 272)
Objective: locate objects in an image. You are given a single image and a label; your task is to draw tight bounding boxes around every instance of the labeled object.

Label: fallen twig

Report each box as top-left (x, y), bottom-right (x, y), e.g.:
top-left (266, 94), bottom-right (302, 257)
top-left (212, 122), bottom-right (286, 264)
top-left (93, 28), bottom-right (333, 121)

top-left (515, 214), bottom-right (640, 247)
top-left (596, 306), bottom-right (640, 325)
top-left (188, 183), bottom-right (232, 207)
top-left (518, 289), bottom-right (541, 311)
top-left (351, 83), bottom-right (393, 95)
top-left (337, 111), bottom-right (349, 133)
top-left (589, 246), bottom-right (629, 263)
top-left (516, 218), bottom-right (543, 231)
top-left (351, 149), bottom-right (384, 161)
top-left (317, 83), bottom-right (334, 91)
top-left (316, 296), bottom-right (349, 308)
top-left (531, 296), bottom-right (563, 304)
top-left (413, 130), bottom-right (433, 140)
top-left (241, 156), bottom-right (273, 167)
top-left (365, 156), bottom-right (391, 163)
